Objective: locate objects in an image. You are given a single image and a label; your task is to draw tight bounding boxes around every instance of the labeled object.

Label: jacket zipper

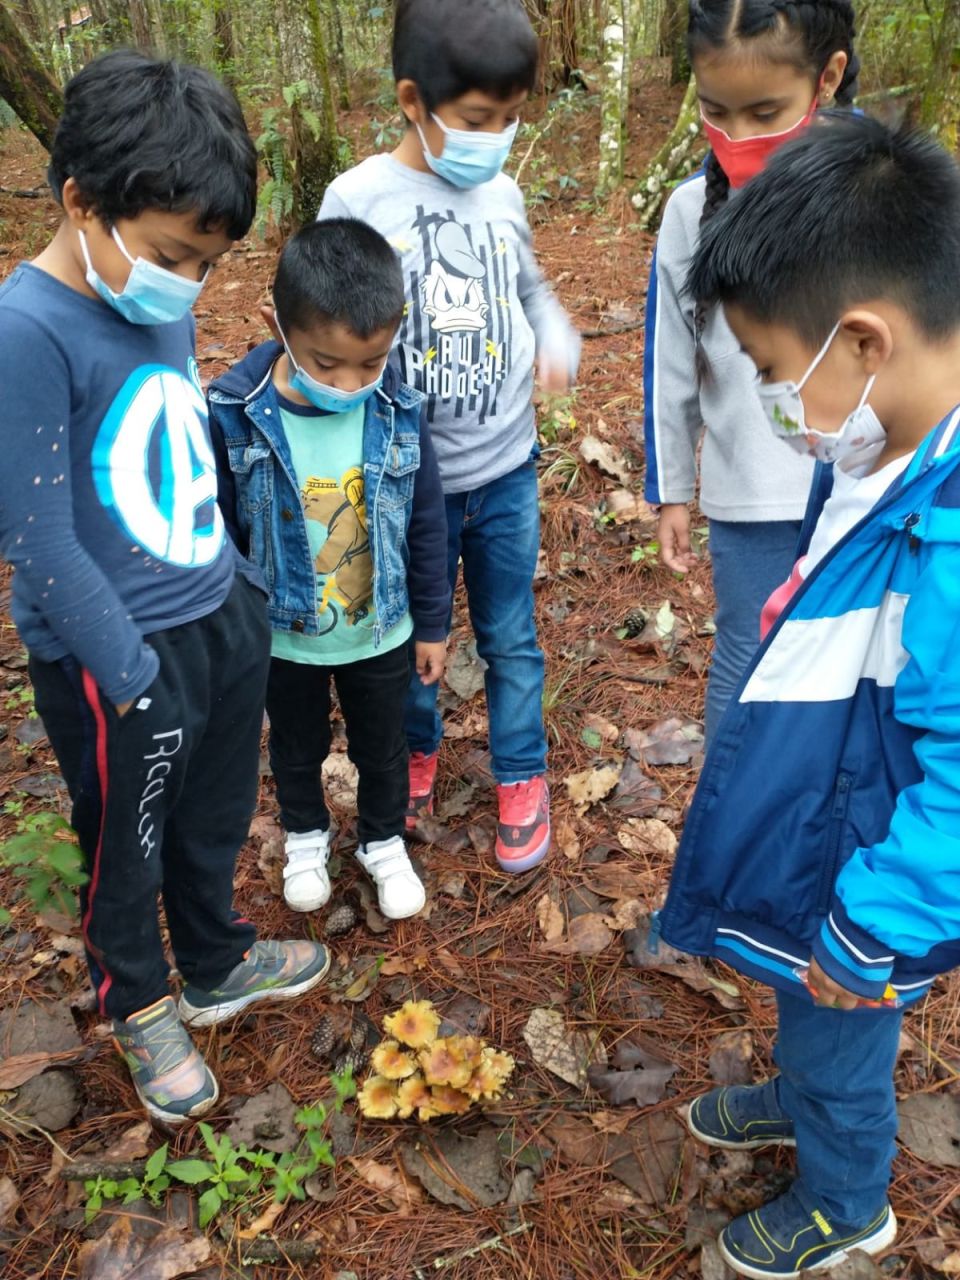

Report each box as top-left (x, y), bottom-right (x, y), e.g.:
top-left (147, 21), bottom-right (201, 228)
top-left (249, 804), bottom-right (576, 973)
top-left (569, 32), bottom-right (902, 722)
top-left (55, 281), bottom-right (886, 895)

top-left (371, 406), bottom-right (394, 649)
top-left (816, 770), bottom-right (853, 914)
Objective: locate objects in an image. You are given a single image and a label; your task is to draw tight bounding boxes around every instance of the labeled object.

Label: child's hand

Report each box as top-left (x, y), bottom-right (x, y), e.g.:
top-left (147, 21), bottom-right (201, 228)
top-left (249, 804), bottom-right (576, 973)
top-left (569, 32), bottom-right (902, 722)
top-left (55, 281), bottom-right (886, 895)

top-left (415, 640), bottom-right (446, 686)
top-left (658, 504), bottom-right (698, 573)
top-left (537, 353), bottom-right (572, 395)
top-left (805, 957), bottom-right (862, 1010)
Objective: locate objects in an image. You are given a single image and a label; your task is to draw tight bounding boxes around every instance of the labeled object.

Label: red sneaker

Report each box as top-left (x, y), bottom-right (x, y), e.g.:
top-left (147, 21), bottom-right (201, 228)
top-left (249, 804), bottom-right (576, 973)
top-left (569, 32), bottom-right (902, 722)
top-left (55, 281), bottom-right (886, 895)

top-left (406, 750), bottom-right (439, 829)
top-left (495, 777), bottom-right (550, 872)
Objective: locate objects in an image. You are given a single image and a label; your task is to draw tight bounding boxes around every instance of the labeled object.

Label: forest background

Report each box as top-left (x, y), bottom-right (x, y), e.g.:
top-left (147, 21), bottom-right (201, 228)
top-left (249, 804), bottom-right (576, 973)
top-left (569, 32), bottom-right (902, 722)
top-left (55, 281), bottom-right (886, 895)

top-left (0, 2), bottom-right (959, 1278)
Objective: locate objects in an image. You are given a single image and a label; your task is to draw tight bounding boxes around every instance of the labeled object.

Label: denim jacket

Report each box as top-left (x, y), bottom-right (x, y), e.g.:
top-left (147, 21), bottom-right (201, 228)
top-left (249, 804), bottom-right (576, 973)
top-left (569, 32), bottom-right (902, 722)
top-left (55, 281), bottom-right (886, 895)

top-left (207, 342), bottom-right (449, 646)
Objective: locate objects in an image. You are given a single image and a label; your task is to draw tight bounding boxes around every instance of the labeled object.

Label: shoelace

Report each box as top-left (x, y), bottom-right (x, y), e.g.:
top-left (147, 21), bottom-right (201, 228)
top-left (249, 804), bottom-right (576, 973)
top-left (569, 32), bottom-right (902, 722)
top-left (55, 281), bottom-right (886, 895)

top-left (409, 753), bottom-right (436, 792)
top-left (499, 780), bottom-right (542, 825)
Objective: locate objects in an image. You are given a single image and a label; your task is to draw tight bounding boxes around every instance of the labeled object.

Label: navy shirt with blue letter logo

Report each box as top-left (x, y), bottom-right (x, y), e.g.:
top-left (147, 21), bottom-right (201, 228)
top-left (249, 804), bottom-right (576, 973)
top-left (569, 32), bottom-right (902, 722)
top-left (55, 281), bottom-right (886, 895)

top-left (0, 264), bottom-right (235, 702)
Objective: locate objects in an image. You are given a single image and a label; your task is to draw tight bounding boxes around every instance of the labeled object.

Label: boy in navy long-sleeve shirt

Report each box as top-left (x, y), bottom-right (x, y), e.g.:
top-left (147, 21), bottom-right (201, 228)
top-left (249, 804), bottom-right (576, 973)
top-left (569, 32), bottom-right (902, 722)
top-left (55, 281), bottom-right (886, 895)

top-left (0, 51), bottom-right (329, 1127)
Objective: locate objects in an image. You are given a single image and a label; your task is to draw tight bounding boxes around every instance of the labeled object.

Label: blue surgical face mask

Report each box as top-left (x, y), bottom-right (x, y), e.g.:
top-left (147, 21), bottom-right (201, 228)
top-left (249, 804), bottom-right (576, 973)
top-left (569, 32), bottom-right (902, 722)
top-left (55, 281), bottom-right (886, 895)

top-left (276, 318), bottom-right (385, 413)
top-left (79, 225), bottom-right (205, 325)
top-left (416, 114), bottom-right (518, 189)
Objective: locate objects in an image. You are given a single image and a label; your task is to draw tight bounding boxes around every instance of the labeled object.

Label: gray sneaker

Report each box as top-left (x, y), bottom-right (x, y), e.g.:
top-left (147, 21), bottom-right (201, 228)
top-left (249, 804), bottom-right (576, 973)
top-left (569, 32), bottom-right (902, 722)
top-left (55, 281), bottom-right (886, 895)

top-left (178, 939), bottom-right (331, 1028)
top-left (112, 995), bottom-right (218, 1126)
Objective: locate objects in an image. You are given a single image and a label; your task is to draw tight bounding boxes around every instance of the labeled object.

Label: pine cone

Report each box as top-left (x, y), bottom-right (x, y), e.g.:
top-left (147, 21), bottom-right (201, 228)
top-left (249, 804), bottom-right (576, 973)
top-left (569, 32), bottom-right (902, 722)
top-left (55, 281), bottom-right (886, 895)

top-left (333, 1046), bottom-right (368, 1078)
top-left (311, 1014), bottom-right (339, 1061)
top-left (349, 1018), bottom-right (368, 1053)
top-left (324, 901), bottom-right (359, 937)
top-left (622, 607), bottom-right (648, 639)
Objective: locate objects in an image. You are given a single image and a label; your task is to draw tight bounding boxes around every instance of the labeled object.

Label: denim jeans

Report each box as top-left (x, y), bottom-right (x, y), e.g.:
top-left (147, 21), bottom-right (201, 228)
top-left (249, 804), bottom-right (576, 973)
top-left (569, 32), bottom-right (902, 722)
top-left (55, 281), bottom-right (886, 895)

top-left (705, 518), bottom-right (802, 744)
top-left (405, 458), bottom-right (547, 784)
top-left (773, 990), bottom-right (902, 1225)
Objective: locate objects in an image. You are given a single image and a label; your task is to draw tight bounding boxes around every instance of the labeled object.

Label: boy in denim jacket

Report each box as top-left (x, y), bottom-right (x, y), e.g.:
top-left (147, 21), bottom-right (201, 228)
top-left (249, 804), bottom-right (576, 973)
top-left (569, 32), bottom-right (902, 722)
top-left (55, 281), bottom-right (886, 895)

top-left (209, 219), bottom-right (449, 919)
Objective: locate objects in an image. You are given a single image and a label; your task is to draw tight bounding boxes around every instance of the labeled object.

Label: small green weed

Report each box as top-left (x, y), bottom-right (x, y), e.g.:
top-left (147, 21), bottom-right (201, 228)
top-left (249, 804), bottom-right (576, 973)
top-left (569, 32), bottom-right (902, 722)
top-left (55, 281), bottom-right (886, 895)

top-left (0, 811), bottom-right (85, 928)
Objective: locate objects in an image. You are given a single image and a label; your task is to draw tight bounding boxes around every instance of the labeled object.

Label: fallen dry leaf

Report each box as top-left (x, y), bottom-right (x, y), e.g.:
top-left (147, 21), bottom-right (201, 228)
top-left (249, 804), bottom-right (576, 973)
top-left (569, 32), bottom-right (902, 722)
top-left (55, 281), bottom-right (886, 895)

top-left (0, 1001), bottom-right (84, 1089)
top-left (806, 1252), bottom-right (885, 1278)
top-left (227, 1083), bottom-right (298, 1155)
top-left (399, 1126), bottom-right (509, 1210)
top-left (709, 1030), bottom-right (754, 1087)
top-left (322, 752), bottom-right (359, 814)
top-left (898, 1093), bottom-right (960, 1167)
top-left (444, 638), bottom-right (488, 702)
top-left (588, 1039), bottom-right (677, 1108)
top-left (583, 712), bottom-right (620, 743)
top-left (0, 1050), bottom-right (82, 1090)
top-left (237, 1197), bottom-right (286, 1240)
top-left (579, 435), bottom-right (631, 486)
top-left (380, 957), bottom-right (414, 977)
top-left (616, 818), bottom-right (677, 860)
top-left (522, 1007), bottom-right (604, 1088)
top-left (608, 758), bottom-right (663, 817)
top-left (565, 762), bottom-right (622, 816)
top-left (0, 1175), bottom-right (19, 1226)
top-left (104, 1121), bottom-right (152, 1163)
top-left (76, 1218), bottom-right (211, 1280)
top-left (604, 489), bottom-right (655, 527)
top-left (546, 1111), bottom-right (685, 1206)
top-left (349, 1156), bottom-right (423, 1215)
top-left (624, 916), bottom-right (744, 1012)
top-left (536, 891), bottom-right (565, 943)
top-left (554, 816), bottom-right (581, 861)
top-left (603, 898), bottom-right (646, 932)
top-left (623, 715), bottom-right (704, 767)
top-left (541, 911), bottom-right (614, 956)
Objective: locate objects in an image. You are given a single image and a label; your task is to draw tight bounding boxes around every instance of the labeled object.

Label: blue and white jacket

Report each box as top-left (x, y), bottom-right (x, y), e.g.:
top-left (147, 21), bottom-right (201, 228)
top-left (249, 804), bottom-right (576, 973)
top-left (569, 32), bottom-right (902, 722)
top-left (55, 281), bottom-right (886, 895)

top-left (208, 342), bottom-right (449, 647)
top-left (660, 405), bottom-right (960, 1006)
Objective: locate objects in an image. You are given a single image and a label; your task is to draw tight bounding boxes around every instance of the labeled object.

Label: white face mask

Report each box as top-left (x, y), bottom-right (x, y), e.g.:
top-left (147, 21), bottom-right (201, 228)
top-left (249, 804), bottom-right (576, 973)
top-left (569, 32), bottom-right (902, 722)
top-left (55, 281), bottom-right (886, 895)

top-left (757, 322), bottom-right (886, 464)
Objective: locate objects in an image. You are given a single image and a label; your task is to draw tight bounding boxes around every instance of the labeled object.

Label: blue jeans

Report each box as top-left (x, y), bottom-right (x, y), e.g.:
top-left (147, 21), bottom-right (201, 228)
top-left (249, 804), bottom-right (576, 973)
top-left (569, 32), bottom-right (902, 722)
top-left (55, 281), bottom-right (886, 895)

top-left (773, 990), bottom-right (902, 1224)
top-left (405, 459), bottom-right (547, 784)
top-left (705, 519), bottom-right (802, 744)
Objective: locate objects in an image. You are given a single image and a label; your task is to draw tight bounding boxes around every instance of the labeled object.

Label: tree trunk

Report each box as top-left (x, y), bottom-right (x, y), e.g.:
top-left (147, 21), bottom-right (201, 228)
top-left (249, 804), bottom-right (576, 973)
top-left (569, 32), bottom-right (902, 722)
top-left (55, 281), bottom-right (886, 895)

top-left (597, 0), bottom-right (627, 196)
top-left (631, 74), bottom-right (702, 230)
top-left (276, 0), bottom-right (340, 227)
top-left (920, 1), bottom-right (960, 151)
top-left (212, 0), bottom-right (235, 81)
top-left (126, 0), bottom-right (165, 52)
top-left (325, 0), bottom-right (350, 110)
top-left (659, 0), bottom-right (688, 82)
top-left (0, 4), bottom-right (64, 151)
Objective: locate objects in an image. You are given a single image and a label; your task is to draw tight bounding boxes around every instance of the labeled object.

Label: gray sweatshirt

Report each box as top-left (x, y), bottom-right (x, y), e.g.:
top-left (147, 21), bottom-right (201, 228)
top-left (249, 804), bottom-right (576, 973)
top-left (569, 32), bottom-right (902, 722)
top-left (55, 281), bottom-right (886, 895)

top-left (319, 154), bottom-right (579, 494)
top-left (643, 172), bottom-right (813, 521)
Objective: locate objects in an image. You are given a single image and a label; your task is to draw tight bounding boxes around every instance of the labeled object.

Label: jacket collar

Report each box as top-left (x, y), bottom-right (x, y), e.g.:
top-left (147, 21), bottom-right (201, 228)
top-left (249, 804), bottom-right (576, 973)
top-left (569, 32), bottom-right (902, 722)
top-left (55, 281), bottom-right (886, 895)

top-left (209, 340), bottom-right (423, 412)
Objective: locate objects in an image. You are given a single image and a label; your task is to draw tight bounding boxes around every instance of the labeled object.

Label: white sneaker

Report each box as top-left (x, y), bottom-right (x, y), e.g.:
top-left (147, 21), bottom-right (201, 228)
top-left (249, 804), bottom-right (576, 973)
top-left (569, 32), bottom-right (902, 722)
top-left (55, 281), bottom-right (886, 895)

top-left (355, 836), bottom-right (425, 920)
top-left (283, 828), bottom-right (332, 912)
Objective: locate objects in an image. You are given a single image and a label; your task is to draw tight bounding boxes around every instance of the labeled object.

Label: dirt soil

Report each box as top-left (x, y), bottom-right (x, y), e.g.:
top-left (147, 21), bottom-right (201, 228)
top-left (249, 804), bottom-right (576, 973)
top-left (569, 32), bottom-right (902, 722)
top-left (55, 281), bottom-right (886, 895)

top-left (0, 66), bottom-right (957, 1280)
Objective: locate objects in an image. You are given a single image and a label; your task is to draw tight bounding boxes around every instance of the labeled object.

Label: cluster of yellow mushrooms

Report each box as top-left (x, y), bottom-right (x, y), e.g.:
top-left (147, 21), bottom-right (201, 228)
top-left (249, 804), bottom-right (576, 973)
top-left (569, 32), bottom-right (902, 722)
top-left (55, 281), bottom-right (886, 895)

top-left (357, 999), bottom-right (516, 1121)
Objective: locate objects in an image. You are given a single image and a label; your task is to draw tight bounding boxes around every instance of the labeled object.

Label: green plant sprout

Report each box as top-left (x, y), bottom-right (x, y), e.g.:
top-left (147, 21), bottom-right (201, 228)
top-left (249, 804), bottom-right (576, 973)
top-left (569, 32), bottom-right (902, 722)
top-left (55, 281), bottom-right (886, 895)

top-left (83, 1071), bottom-right (357, 1229)
top-left (0, 812), bottom-right (86, 928)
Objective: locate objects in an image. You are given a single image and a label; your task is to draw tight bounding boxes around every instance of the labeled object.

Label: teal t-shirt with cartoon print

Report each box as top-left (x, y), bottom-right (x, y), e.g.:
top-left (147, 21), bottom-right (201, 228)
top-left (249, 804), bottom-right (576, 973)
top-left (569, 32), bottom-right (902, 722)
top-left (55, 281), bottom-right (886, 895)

top-left (270, 394), bottom-right (412, 666)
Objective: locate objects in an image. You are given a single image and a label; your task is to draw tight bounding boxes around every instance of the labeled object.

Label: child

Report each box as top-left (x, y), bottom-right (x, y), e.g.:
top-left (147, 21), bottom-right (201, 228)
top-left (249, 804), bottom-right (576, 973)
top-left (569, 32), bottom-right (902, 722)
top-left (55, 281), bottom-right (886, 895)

top-left (661, 115), bottom-right (960, 1277)
top-left (644, 0), bottom-right (858, 742)
top-left (208, 219), bottom-right (449, 920)
top-left (318, 0), bottom-right (580, 873)
top-left (0, 51), bottom-right (331, 1127)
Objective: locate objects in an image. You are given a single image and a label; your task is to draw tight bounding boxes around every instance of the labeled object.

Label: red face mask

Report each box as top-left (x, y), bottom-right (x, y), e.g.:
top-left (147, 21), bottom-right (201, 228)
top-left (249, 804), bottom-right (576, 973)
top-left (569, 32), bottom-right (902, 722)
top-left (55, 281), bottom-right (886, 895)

top-left (700, 98), bottom-right (818, 189)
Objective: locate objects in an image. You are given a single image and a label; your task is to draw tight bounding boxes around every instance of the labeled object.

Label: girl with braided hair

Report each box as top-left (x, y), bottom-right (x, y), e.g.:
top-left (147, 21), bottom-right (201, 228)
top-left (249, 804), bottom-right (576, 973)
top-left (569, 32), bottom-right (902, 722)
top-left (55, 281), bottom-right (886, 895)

top-left (643, 0), bottom-right (859, 742)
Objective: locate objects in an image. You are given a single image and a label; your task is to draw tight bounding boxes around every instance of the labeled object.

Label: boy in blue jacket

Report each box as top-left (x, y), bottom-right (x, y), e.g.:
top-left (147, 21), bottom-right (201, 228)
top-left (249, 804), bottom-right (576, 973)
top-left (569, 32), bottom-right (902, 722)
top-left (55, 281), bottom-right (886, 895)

top-left (0, 52), bottom-right (330, 1128)
top-left (209, 219), bottom-right (449, 921)
top-left (660, 116), bottom-right (960, 1277)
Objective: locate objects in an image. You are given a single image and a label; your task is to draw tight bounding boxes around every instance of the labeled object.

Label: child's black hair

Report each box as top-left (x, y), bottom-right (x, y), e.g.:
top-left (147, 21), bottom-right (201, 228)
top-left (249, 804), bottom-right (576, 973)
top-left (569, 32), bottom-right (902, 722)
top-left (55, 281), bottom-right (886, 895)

top-left (48, 49), bottom-right (256, 240)
top-left (392, 0), bottom-right (538, 111)
top-left (687, 114), bottom-right (960, 344)
top-left (274, 218), bottom-right (405, 339)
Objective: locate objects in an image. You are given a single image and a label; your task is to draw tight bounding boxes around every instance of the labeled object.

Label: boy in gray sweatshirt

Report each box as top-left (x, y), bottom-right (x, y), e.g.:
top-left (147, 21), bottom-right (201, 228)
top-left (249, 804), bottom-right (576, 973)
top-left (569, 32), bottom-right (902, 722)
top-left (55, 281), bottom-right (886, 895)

top-left (319, 0), bottom-right (579, 873)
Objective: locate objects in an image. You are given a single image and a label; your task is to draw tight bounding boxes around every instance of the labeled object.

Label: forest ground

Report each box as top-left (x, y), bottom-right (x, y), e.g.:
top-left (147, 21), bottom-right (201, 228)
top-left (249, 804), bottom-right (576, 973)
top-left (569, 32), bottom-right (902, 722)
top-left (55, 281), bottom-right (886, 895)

top-left (0, 66), bottom-right (957, 1280)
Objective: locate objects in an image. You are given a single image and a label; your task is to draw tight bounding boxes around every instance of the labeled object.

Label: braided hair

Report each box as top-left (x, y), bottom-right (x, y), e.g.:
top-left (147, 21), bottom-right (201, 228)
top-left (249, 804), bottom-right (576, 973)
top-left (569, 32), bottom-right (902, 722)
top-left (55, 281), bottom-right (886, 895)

top-left (689, 0), bottom-right (860, 356)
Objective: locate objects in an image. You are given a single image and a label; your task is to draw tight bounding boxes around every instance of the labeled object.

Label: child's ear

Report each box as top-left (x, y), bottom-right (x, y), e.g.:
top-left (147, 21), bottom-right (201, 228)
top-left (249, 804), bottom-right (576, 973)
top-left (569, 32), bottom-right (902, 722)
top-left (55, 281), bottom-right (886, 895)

top-left (396, 78), bottom-right (425, 127)
top-left (818, 50), bottom-right (848, 105)
top-left (839, 310), bottom-right (893, 374)
top-left (61, 177), bottom-right (97, 229)
top-left (260, 303), bottom-right (281, 342)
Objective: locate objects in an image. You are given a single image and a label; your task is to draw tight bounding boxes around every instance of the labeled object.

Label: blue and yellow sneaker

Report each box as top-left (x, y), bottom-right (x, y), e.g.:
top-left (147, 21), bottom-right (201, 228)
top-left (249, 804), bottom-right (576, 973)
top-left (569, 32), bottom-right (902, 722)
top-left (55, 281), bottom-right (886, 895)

top-left (718, 1187), bottom-right (897, 1279)
top-left (686, 1081), bottom-right (797, 1150)
top-left (113, 995), bottom-right (218, 1126)
top-left (179, 939), bottom-right (331, 1028)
